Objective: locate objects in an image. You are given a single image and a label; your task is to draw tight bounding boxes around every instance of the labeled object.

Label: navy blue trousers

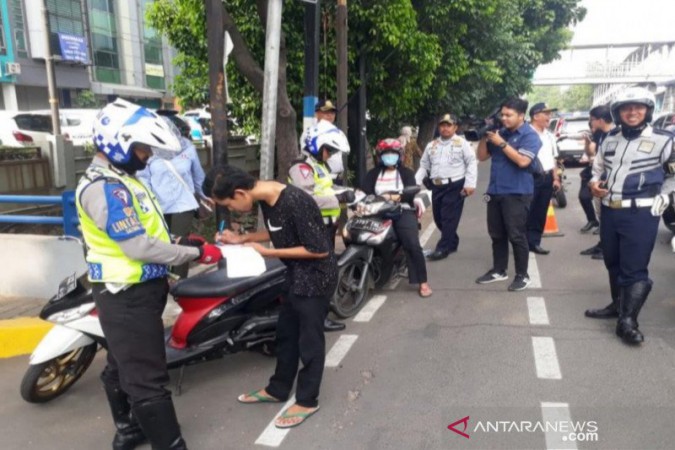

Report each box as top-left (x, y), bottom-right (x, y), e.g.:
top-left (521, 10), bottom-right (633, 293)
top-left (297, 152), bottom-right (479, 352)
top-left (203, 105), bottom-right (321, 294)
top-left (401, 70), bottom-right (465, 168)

top-left (600, 205), bottom-right (659, 287)
top-left (527, 172), bottom-right (554, 248)
top-left (431, 178), bottom-right (466, 253)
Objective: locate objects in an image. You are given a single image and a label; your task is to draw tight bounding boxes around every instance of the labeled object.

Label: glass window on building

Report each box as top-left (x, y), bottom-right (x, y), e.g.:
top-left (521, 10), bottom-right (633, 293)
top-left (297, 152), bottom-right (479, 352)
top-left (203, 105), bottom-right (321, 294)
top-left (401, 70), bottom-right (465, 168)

top-left (89, 0), bottom-right (121, 84)
top-left (46, 0), bottom-right (85, 57)
top-left (142, 0), bottom-right (165, 90)
top-left (0, 11), bottom-right (6, 57)
top-left (10, 0), bottom-right (29, 58)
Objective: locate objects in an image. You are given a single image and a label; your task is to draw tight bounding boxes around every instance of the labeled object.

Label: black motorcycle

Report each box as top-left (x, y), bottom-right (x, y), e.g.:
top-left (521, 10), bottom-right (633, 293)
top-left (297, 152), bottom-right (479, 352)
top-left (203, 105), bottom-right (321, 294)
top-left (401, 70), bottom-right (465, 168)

top-left (332, 186), bottom-right (420, 318)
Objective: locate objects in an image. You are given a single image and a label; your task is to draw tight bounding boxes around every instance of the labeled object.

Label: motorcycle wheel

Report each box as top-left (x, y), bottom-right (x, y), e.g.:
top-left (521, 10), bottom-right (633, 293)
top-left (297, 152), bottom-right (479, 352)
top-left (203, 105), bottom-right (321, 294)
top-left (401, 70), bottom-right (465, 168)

top-left (331, 261), bottom-right (372, 319)
top-left (553, 188), bottom-right (567, 208)
top-left (20, 343), bottom-right (98, 403)
top-left (662, 205), bottom-right (675, 233)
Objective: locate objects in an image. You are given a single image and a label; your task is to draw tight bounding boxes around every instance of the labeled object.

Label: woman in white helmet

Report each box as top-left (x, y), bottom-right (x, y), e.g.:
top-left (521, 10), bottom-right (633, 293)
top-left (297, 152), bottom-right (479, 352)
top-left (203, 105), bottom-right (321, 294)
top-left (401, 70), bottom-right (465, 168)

top-left (586, 87), bottom-right (675, 345)
top-left (76, 98), bottom-right (222, 449)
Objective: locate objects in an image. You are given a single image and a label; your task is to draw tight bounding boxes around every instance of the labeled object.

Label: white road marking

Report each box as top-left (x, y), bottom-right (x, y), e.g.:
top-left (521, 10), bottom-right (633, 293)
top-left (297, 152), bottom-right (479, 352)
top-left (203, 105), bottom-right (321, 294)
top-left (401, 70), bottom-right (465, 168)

top-left (528, 253), bottom-right (542, 288)
top-left (527, 297), bottom-right (550, 325)
top-left (254, 396), bottom-right (296, 447)
top-left (325, 334), bottom-right (359, 367)
top-left (541, 402), bottom-right (578, 450)
top-left (532, 336), bottom-right (562, 380)
top-left (255, 334), bottom-right (360, 446)
top-left (419, 221), bottom-right (436, 247)
top-left (353, 295), bottom-right (387, 322)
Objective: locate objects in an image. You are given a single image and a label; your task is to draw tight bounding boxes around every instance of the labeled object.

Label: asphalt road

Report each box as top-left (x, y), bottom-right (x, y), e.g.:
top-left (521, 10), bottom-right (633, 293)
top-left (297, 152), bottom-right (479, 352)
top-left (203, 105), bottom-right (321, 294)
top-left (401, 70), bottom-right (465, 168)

top-left (2, 167), bottom-right (675, 450)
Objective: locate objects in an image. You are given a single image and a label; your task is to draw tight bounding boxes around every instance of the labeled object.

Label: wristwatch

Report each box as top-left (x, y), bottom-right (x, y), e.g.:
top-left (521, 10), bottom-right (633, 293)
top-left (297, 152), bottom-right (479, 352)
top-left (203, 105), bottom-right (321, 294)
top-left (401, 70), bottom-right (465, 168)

top-left (499, 142), bottom-right (507, 148)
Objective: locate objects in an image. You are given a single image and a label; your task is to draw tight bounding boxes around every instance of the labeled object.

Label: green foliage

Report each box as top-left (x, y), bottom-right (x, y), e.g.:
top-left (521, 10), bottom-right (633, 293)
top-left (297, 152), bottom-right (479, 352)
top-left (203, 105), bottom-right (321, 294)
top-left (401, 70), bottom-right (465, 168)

top-left (528, 85), bottom-right (594, 113)
top-left (73, 90), bottom-right (99, 108)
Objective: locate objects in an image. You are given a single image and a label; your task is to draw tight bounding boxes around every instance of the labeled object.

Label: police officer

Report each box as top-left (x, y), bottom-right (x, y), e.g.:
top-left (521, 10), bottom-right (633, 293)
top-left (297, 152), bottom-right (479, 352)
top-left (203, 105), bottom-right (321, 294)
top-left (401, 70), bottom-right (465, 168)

top-left (289, 120), bottom-right (353, 332)
top-left (77, 99), bottom-right (223, 449)
top-left (415, 114), bottom-right (477, 261)
top-left (585, 87), bottom-right (675, 345)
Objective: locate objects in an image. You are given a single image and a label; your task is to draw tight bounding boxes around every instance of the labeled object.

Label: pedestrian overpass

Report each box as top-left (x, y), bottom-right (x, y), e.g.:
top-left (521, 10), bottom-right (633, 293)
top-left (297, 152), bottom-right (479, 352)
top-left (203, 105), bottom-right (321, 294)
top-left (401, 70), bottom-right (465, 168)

top-left (532, 41), bottom-right (675, 109)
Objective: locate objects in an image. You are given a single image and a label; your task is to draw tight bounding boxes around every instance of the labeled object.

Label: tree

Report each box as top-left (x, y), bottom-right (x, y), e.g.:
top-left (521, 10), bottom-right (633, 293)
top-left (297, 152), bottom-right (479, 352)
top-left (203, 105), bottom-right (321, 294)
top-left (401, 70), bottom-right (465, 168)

top-left (528, 84), bottom-right (594, 112)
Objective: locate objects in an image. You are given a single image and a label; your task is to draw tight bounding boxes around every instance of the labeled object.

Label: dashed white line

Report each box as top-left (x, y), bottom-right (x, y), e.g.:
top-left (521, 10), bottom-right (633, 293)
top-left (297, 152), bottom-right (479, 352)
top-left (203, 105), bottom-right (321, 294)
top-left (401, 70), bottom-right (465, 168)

top-left (325, 334), bottom-right (359, 367)
top-left (353, 295), bottom-right (387, 322)
top-left (419, 221), bottom-right (436, 247)
top-left (528, 253), bottom-right (542, 288)
top-left (532, 336), bottom-right (562, 380)
top-left (527, 297), bottom-right (550, 325)
top-left (541, 402), bottom-right (578, 450)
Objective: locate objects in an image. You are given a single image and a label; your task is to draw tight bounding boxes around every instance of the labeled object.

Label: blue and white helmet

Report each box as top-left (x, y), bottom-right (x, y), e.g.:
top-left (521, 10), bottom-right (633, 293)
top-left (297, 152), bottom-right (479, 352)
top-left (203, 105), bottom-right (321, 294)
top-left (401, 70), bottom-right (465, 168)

top-left (303, 120), bottom-right (350, 158)
top-left (92, 98), bottom-right (181, 164)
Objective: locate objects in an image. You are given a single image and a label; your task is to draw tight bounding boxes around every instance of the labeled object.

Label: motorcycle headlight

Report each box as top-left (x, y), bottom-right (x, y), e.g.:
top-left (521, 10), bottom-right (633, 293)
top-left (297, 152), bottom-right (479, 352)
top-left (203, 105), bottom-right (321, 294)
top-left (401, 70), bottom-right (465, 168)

top-left (47, 303), bottom-right (96, 323)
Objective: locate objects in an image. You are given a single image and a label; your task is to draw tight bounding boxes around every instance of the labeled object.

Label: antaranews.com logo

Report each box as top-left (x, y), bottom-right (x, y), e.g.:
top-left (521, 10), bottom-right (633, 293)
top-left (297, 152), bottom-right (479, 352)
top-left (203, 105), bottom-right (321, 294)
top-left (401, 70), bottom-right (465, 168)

top-left (448, 416), bottom-right (599, 443)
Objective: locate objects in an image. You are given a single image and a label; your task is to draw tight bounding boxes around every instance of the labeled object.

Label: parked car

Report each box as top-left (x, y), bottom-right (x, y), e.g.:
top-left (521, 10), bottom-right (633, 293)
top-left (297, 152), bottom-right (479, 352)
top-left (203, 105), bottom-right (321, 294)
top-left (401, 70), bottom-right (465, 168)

top-left (550, 116), bottom-right (590, 163)
top-left (653, 112), bottom-right (675, 133)
top-left (155, 109), bottom-right (204, 147)
top-left (0, 111), bottom-right (53, 156)
top-left (34, 109), bottom-right (99, 147)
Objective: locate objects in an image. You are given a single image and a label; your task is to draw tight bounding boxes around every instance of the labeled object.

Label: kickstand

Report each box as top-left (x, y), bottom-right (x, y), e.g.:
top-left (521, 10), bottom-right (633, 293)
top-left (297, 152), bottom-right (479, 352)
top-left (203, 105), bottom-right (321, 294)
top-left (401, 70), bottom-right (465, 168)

top-left (175, 365), bottom-right (186, 396)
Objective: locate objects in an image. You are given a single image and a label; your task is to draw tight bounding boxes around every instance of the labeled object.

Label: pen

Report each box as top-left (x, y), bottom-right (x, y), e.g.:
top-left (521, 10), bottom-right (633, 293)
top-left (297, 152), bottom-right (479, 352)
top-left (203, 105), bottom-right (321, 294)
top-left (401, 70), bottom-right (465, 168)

top-left (218, 220), bottom-right (226, 234)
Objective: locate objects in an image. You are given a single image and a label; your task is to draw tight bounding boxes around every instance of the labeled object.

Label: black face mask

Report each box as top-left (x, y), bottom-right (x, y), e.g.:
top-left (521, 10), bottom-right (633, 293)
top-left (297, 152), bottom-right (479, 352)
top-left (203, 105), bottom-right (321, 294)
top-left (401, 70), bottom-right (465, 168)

top-left (620, 122), bottom-right (647, 140)
top-left (112, 152), bottom-right (148, 175)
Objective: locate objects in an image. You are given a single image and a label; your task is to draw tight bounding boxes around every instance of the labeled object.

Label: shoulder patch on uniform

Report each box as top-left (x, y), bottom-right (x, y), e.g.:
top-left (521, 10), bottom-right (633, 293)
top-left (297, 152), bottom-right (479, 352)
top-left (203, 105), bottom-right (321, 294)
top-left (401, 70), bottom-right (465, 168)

top-left (297, 163), bottom-right (313, 180)
top-left (104, 183), bottom-right (145, 241)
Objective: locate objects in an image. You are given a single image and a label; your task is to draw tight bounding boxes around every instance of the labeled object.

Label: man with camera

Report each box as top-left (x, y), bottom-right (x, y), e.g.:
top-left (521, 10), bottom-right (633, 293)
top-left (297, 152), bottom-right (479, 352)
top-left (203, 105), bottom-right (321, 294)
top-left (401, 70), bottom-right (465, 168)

top-left (415, 114), bottom-right (477, 261)
top-left (475, 98), bottom-right (542, 291)
top-left (526, 103), bottom-right (561, 255)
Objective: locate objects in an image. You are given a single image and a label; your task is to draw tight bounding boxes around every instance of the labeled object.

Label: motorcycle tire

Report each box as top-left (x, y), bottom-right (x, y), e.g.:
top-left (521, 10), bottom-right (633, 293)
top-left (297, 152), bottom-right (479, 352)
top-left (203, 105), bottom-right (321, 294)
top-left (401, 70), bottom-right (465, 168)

top-left (662, 205), bottom-right (675, 233)
top-left (20, 343), bottom-right (98, 403)
top-left (331, 261), bottom-right (372, 319)
top-left (553, 188), bottom-right (567, 208)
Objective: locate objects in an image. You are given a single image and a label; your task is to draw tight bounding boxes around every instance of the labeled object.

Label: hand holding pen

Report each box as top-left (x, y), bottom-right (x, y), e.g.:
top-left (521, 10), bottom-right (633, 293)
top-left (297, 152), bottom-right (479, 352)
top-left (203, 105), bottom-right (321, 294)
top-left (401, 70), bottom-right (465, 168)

top-left (215, 219), bottom-right (244, 245)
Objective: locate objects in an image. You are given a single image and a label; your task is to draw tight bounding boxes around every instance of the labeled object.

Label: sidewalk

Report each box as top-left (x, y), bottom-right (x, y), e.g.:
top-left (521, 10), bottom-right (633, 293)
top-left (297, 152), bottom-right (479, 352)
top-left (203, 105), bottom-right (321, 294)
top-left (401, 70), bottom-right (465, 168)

top-left (0, 193), bottom-right (435, 359)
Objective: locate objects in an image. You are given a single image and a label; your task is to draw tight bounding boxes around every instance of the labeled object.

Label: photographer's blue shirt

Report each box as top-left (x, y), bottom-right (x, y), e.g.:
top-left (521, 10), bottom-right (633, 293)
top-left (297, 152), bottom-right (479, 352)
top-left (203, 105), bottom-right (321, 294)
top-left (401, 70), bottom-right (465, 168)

top-left (487, 123), bottom-right (542, 195)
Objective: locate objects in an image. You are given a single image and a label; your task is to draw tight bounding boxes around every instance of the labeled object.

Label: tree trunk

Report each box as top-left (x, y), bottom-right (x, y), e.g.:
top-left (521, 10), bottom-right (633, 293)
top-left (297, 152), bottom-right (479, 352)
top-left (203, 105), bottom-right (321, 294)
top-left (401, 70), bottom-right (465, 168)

top-left (417, 115), bottom-right (438, 153)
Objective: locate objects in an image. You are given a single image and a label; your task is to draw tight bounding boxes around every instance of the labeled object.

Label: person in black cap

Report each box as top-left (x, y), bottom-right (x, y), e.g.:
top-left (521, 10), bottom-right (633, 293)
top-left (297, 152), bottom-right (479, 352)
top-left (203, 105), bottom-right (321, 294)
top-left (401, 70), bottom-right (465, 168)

top-left (526, 103), bottom-right (561, 255)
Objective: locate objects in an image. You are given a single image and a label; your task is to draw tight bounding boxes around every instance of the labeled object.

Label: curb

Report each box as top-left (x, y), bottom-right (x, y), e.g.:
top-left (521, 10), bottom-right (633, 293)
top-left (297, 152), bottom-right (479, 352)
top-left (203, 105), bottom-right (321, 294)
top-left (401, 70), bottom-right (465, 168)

top-left (0, 317), bottom-right (52, 359)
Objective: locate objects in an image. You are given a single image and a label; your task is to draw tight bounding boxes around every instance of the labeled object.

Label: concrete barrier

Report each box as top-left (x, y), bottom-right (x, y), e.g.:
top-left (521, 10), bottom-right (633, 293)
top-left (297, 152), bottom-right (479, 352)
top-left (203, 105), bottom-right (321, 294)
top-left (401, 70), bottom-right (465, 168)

top-left (0, 234), bottom-right (87, 299)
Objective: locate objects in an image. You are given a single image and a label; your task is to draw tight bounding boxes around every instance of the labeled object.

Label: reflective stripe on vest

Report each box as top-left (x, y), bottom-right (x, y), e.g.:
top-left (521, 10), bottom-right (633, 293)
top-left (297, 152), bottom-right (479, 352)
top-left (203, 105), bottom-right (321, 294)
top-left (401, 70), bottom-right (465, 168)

top-left (76, 165), bottom-right (171, 284)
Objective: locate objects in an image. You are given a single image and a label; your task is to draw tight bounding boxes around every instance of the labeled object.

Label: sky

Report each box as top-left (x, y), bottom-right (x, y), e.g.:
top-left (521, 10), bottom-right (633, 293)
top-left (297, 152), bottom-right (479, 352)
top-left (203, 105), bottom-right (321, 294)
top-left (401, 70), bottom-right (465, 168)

top-left (533, 0), bottom-right (675, 80)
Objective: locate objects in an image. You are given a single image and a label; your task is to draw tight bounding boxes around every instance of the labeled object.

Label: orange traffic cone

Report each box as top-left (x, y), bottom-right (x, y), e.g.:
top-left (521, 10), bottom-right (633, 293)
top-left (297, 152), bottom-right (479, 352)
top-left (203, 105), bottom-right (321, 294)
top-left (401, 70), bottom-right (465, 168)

top-left (543, 201), bottom-right (564, 237)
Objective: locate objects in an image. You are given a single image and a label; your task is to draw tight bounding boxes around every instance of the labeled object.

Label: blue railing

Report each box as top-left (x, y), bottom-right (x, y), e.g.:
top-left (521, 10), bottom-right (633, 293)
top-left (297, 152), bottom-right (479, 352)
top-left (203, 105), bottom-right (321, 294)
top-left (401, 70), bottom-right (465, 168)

top-left (0, 191), bottom-right (80, 236)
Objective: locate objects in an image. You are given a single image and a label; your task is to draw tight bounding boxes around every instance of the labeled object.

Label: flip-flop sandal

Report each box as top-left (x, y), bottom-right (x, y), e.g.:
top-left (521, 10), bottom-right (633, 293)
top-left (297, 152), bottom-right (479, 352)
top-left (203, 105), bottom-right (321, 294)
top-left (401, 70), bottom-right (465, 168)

top-left (274, 406), bottom-right (320, 429)
top-left (237, 389), bottom-right (281, 404)
top-left (419, 287), bottom-right (433, 298)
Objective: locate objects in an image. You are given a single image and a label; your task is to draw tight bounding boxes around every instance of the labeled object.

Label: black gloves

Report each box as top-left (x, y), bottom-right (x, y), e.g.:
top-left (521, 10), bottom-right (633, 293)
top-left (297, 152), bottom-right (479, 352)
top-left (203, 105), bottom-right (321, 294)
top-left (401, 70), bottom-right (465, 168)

top-left (336, 190), bottom-right (356, 204)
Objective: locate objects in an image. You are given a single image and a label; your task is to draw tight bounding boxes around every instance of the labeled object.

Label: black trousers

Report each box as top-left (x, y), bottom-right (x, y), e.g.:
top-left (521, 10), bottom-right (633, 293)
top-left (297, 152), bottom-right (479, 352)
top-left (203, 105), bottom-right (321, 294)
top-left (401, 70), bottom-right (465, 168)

top-left (578, 167), bottom-right (597, 223)
top-left (94, 277), bottom-right (171, 405)
top-left (265, 291), bottom-right (330, 408)
top-left (431, 179), bottom-right (466, 253)
top-left (394, 209), bottom-right (428, 284)
top-left (526, 172), bottom-right (554, 248)
top-left (487, 194), bottom-right (532, 276)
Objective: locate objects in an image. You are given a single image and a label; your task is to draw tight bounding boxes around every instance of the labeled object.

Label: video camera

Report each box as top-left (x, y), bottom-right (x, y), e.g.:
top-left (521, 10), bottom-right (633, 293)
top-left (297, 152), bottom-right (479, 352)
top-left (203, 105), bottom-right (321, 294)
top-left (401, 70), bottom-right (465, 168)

top-left (463, 108), bottom-right (503, 142)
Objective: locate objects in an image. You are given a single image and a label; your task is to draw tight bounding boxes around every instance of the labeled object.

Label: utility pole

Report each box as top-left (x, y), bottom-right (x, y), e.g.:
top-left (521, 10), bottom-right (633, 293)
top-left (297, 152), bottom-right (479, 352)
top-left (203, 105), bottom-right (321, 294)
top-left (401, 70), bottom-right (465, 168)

top-left (206, 0), bottom-right (228, 166)
top-left (355, 52), bottom-right (367, 188)
top-left (41, 0), bottom-right (60, 136)
top-left (336, 0), bottom-right (348, 182)
top-left (303, 0), bottom-right (320, 134)
top-left (259, 0), bottom-right (283, 180)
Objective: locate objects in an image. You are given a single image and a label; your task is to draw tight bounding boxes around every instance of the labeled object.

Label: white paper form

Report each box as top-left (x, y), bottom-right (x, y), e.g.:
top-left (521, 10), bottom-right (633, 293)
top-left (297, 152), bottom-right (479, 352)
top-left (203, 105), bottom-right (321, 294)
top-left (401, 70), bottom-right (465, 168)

top-left (219, 245), bottom-right (267, 278)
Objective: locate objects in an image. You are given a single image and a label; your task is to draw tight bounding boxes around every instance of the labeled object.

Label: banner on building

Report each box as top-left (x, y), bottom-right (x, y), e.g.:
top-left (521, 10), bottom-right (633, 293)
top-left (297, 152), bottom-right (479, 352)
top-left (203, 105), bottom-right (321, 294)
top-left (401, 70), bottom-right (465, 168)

top-left (58, 33), bottom-right (89, 64)
top-left (145, 64), bottom-right (165, 78)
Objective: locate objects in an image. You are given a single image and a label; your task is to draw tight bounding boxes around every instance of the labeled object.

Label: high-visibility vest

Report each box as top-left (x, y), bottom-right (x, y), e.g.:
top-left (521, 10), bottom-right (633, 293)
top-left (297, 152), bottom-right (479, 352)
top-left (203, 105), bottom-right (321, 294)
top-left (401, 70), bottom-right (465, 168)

top-left (76, 164), bottom-right (171, 284)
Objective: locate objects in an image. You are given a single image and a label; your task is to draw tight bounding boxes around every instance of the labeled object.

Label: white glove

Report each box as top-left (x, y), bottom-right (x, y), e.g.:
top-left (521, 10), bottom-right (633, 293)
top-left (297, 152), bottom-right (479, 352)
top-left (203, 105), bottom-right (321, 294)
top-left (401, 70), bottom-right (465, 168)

top-left (650, 194), bottom-right (671, 217)
top-left (414, 197), bottom-right (426, 218)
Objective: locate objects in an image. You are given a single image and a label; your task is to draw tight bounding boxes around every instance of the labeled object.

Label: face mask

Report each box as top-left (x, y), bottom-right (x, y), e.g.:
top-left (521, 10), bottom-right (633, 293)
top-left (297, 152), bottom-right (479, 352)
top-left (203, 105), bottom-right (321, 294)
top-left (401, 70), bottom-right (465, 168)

top-left (381, 153), bottom-right (399, 167)
top-left (113, 152), bottom-right (148, 175)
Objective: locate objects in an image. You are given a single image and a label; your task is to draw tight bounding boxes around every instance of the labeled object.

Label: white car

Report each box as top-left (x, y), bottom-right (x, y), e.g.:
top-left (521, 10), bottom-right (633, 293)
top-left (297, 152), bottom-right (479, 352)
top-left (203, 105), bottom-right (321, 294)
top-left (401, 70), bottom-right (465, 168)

top-left (551, 116), bottom-right (590, 163)
top-left (0, 111), bottom-right (53, 156)
top-left (33, 109), bottom-right (99, 147)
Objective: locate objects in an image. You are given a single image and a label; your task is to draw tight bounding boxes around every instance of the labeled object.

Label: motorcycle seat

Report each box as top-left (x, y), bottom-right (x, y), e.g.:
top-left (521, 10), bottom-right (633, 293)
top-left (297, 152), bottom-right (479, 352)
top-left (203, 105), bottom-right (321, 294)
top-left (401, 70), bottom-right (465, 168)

top-left (170, 258), bottom-right (287, 299)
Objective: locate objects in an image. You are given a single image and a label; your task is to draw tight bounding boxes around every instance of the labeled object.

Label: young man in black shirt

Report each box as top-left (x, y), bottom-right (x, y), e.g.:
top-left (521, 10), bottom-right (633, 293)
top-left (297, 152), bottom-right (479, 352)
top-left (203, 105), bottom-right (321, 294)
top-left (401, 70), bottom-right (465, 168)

top-left (206, 165), bottom-right (337, 428)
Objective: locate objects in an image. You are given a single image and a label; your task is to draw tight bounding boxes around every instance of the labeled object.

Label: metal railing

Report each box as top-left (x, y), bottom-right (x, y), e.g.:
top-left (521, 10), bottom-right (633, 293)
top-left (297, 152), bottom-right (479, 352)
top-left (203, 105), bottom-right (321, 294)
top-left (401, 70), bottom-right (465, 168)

top-left (0, 191), bottom-right (80, 236)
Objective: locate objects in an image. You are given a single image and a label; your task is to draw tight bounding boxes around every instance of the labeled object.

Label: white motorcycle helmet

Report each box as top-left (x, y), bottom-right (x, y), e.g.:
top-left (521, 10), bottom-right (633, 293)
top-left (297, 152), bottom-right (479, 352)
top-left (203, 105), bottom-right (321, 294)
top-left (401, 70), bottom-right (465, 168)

top-left (92, 98), bottom-right (181, 164)
top-left (610, 87), bottom-right (656, 125)
top-left (303, 120), bottom-right (350, 162)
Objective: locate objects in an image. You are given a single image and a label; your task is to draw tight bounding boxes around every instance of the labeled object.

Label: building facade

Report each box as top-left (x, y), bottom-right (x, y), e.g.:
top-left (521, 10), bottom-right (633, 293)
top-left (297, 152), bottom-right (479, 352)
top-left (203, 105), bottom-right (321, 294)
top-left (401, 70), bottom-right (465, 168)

top-left (0, 0), bottom-right (177, 111)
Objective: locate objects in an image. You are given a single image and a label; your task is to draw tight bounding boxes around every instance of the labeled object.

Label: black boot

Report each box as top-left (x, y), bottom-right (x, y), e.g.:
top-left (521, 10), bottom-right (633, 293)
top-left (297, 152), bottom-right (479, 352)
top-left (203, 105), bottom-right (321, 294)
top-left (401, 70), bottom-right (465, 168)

top-left (616, 281), bottom-right (652, 345)
top-left (585, 279), bottom-right (620, 319)
top-left (104, 385), bottom-right (147, 450)
top-left (132, 398), bottom-right (188, 450)
top-left (324, 318), bottom-right (346, 332)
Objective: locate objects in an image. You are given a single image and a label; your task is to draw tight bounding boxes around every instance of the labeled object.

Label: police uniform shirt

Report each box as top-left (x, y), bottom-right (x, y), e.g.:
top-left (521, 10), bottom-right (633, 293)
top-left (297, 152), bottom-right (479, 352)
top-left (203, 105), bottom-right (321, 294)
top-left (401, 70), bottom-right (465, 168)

top-left (531, 125), bottom-right (558, 172)
top-left (591, 125), bottom-right (675, 206)
top-left (261, 184), bottom-right (338, 297)
top-left (415, 135), bottom-right (477, 188)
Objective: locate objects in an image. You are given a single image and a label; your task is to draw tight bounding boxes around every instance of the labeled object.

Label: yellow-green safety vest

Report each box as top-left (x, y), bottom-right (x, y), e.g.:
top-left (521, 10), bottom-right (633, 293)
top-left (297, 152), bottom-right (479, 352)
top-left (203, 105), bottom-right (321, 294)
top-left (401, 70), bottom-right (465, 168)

top-left (291, 157), bottom-right (340, 219)
top-left (76, 164), bottom-right (171, 284)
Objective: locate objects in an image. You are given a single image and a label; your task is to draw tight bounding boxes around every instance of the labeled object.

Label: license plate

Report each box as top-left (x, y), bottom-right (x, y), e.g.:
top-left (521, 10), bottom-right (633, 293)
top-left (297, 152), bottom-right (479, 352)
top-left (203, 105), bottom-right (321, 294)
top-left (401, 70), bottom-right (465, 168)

top-left (55, 273), bottom-right (78, 300)
top-left (351, 218), bottom-right (383, 232)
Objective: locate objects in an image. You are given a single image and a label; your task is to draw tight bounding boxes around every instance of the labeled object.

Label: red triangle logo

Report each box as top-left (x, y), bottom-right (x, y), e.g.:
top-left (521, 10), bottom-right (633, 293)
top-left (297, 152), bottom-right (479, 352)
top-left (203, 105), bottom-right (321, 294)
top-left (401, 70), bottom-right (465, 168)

top-left (447, 416), bottom-right (470, 439)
